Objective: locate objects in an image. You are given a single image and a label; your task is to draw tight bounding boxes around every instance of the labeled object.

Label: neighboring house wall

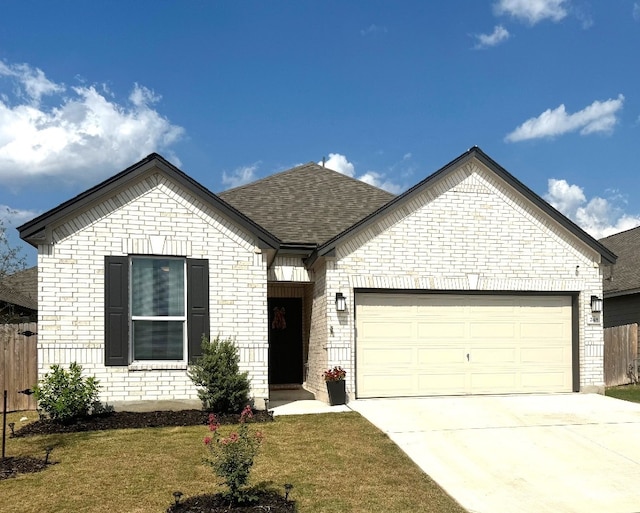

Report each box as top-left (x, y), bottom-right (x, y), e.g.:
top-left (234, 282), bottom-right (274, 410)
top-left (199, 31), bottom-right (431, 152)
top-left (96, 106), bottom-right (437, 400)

top-left (603, 294), bottom-right (640, 329)
top-left (37, 173), bottom-right (269, 406)
top-left (310, 162), bottom-right (605, 398)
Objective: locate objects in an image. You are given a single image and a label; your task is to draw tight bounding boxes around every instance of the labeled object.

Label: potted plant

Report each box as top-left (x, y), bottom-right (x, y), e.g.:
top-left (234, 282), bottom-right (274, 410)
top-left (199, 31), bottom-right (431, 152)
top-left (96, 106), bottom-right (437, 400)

top-left (323, 366), bottom-right (346, 405)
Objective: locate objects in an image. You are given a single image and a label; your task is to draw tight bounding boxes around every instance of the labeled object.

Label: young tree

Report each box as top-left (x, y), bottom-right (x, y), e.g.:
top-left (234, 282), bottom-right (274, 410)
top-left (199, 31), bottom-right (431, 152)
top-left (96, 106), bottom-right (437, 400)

top-left (0, 216), bottom-right (26, 280)
top-left (0, 215), bottom-right (28, 322)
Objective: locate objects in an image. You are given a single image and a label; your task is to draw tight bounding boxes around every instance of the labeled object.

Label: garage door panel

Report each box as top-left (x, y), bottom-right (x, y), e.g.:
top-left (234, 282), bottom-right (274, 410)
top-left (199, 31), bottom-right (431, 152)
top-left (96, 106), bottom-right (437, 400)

top-left (520, 322), bottom-right (568, 339)
top-left (470, 322), bottom-right (516, 339)
top-left (356, 293), bottom-right (573, 398)
top-left (417, 322), bottom-right (466, 338)
top-left (470, 371), bottom-right (517, 391)
top-left (418, 373), bottom-right (466, 393)
top-left (520, 346), bottom-right (568, 364)
top-left (418, 347), bottom-right (466, 364)
top-left (471, 347), bottom-right (517, 364)
top-left (520, 371), bottom-right (569, 390)
top-left (360, 320), bottom-right (413, 339)
top-left (360, 347), bottom-right (413, 365)
top-left (359, 373), bottom-right (414, 396)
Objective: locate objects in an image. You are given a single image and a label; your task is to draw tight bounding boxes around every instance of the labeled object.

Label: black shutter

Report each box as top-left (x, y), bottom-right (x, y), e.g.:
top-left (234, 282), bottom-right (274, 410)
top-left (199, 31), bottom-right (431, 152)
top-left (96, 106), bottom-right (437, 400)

top-left (104, 256), bottom-right (129, 366)
top-left (187, 258), bottom-right (210, 362)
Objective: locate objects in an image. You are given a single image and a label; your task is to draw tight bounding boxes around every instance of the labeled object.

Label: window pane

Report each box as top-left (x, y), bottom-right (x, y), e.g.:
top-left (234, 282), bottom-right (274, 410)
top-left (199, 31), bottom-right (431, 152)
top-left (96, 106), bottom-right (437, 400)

top-left (132, 258), bottom-right (184, 317)
top-left (133, 321), bottom-right (184, 360)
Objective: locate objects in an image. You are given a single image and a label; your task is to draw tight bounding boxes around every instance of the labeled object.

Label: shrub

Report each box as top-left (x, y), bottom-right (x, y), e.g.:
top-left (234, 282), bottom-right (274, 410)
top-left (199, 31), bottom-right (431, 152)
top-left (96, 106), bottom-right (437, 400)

top-left (188, 336), bottom-right (251, 413)
top-left (33, 362), bottom-right (101, 423)
top-left (204, 405), bottom-right (263, 503)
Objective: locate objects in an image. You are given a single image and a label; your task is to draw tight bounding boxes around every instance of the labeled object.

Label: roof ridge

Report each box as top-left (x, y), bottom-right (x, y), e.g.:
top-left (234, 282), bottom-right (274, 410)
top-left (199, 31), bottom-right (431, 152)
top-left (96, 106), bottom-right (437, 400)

top-left (219, 161), bottom-right (396, 196)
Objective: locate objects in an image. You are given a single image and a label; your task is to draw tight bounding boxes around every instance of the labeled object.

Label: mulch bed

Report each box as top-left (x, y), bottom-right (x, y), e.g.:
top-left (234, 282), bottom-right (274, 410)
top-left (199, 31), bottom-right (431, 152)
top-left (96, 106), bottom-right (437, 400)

top-left (167, 490), bottom-right (297, 513)
top-left (12, 409), bottom-right (273, 437)
top-left (0, 456), bottom-right (51, 480)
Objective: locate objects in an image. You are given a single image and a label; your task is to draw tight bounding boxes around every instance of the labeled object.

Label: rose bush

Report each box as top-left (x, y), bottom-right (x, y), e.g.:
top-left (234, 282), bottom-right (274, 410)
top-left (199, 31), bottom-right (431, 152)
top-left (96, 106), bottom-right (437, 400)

top-left (204, 405), bottom-right (264, 503)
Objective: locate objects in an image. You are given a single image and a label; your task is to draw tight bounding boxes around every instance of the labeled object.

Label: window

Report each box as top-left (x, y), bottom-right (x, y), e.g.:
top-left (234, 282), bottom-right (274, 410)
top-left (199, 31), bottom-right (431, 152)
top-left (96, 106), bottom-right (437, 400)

top-left (131, 257), bottom-right (186, 360)
top-left (104, 256), bottom-right (209, 366)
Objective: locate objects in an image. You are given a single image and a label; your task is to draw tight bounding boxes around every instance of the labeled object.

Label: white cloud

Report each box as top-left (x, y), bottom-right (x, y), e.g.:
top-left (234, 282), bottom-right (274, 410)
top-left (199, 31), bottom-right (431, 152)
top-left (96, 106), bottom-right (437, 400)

top-left (474, 25), bottom-right (510, 49)
top-left (494, 0), bottom-right (569, 25)
top-left (321, 153), bottom-right (355, 177)
top-left (634, 3), bottom-right (640, 21)
top-left (320, 153), bottom-right (403, 193)
top-left (222, 163), bottom-right (259, 188)
top-left (360, 24), bottom-right (388, 36)
top-left (545, 178), bottom-right (640, 238)
top-left (0, 61), bottom-right (184, 188)
top-left (359, 171), bottom-right (404, 194)
top-left (505, 94), bottom-right (624, 142)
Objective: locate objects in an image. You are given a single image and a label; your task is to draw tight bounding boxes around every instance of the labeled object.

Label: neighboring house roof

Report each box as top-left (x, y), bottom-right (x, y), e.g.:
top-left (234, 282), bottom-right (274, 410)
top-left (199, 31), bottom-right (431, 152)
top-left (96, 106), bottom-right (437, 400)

top-left (599, 226), bottom-right (640, 297)
top-left (18, 154), bottom-right (280, 250)
top-left (311, 146), bottom-right (617, 266)
top-left (218, 162), bottom-right (395, 245)
top-left (0, 283), bottom-right (37, 311)
top-left (1, 266), bottom-right (37, 300)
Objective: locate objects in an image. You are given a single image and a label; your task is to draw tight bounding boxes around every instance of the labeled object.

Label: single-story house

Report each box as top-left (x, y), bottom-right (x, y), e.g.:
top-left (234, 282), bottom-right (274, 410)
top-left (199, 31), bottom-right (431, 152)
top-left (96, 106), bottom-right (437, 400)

top-left (0, 267), bottom-right (37, 323)
top-left (599, 226), bottom-right (640, 328)
top-left (18, 147), bottom-right (615, 408)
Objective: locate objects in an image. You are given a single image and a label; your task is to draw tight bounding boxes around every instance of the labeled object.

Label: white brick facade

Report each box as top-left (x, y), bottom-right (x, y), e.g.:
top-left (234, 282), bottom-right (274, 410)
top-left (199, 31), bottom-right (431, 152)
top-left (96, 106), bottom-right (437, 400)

top-left (32, 153), bottom-right (608, 409)
top-left (37, 172), bottom-right (269, 408)
top-left (306, 161), bottom-right (605, 400)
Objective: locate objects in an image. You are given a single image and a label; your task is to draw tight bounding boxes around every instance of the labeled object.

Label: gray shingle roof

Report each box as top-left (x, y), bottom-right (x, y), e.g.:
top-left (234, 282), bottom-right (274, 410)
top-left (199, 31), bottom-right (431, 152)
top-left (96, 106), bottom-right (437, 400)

top-left (600, 226), bottom-right (640, 296)
top-left (0, 267), bottom-right (37, 311)
top-left (1, 266), bottom-right (37, 300)
top-left (218, 162), bottom-right (395, 245)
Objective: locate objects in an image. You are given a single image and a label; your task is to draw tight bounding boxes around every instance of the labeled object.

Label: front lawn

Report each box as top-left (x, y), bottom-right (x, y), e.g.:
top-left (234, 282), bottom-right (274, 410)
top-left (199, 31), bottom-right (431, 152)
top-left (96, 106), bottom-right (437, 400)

top-left (1, 411), bottom-right (465, 513)
top-left (605, 384), bottom-right (640, 403)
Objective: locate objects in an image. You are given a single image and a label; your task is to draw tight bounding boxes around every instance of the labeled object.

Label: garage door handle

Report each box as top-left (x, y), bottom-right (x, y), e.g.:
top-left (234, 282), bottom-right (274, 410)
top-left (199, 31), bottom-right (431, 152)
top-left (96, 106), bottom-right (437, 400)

top-left (467, 353), bottom-right (470, 362)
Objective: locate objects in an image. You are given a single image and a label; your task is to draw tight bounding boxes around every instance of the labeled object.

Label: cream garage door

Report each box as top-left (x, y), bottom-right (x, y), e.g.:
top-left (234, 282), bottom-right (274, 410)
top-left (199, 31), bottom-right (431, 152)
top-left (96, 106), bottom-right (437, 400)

top-left (356, 293), bottom-right (573, 398)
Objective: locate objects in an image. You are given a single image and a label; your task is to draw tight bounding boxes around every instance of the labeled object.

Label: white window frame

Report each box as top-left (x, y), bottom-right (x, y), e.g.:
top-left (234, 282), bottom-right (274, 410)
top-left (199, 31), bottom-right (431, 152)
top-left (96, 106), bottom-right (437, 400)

top-left (129, 256), bottom-right (188, 363)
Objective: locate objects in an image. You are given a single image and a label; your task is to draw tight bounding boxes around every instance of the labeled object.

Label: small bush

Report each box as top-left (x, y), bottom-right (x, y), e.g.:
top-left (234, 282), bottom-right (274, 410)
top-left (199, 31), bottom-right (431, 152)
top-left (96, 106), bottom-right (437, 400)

top-left (33, 362), bottom-right (101, 423)
top-left (188, 336), bottom-right (251, 413)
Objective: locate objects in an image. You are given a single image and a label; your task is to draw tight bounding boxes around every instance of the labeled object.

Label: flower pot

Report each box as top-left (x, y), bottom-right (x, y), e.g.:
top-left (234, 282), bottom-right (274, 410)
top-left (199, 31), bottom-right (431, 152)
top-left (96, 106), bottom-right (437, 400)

top-left (326, 380), bottom-right (346, 406)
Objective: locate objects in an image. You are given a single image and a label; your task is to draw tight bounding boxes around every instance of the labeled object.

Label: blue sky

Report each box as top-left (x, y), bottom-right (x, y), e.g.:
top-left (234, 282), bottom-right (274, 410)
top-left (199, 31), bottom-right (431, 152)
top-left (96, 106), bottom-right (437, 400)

top-left (1, 0), bottom-right (639, 267)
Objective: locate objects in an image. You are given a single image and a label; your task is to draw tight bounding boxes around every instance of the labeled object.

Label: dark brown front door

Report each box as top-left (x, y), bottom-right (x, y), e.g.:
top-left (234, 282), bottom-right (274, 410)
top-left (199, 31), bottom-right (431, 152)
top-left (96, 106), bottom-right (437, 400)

top-left (268, 297), bottom-right (303, 384)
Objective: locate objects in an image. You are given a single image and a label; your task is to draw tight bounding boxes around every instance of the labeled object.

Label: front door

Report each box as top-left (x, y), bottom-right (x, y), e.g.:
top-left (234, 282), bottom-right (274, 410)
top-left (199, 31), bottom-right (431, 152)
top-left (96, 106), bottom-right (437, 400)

top-left (268, 297), bottom-right (303, 384)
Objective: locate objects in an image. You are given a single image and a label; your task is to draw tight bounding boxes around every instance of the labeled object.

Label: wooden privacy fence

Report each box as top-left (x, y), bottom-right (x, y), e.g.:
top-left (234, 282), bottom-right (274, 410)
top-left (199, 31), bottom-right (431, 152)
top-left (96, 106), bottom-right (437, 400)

top-left (1, 322), bottom-right (37, 411)
top-left (604, 323), bottom-right (639, 387)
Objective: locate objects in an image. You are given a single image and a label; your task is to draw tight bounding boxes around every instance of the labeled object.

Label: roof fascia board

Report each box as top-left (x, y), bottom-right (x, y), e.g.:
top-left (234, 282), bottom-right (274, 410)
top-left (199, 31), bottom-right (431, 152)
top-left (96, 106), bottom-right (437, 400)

top-left (18, 154), bottom-right (280, 250)
top-left (315, 147), bottom-right (617, 265)
top-left (604, 288), bottom-right (640, 298)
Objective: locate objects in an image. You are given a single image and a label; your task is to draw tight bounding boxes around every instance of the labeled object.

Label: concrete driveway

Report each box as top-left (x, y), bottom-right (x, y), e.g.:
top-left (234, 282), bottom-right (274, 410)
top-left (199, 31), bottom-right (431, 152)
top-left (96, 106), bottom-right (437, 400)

top-left (349, 394), bottom-right (640, 513)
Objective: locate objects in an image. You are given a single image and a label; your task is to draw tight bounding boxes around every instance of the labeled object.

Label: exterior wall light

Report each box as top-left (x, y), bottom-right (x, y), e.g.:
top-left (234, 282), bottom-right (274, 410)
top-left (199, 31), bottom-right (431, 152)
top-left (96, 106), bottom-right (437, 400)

top-left (590, 295), bottom-right (603, 313)
top-left (335, 292), bottom-right (346, 312)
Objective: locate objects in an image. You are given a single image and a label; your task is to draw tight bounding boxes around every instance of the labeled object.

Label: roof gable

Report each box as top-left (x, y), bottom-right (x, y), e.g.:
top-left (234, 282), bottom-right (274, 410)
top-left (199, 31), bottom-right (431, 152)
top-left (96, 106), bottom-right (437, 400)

top-left (311, 147), bottom-right (616, 266)
top-left (218, 162), bottom-right (395, 245)
top-left (18, 154), bottom-right (280, 249)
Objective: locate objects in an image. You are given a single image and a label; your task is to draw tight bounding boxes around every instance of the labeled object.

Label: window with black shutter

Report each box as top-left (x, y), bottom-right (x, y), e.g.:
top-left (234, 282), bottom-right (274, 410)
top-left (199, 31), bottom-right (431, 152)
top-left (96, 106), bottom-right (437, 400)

top-left (104, 256), bottom-right (209, 365)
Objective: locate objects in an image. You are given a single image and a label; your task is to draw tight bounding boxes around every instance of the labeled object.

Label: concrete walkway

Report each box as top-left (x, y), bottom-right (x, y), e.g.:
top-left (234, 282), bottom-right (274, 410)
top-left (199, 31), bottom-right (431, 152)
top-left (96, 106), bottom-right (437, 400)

top-left (268, 388), bottom-right (350, 416)
top-left (349, 394), bottom-right (640, 513)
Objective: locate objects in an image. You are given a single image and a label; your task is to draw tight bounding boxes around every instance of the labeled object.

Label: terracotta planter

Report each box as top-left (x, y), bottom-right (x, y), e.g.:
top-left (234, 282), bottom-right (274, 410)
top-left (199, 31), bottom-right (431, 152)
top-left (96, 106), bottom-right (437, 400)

top-left (326, 380), bottom-right (346, 406)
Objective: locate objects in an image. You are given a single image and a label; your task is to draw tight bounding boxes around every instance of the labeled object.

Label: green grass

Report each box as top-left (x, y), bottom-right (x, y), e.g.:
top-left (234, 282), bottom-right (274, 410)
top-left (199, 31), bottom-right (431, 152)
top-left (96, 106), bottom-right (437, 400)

top-left (1, 411), bottom-right (465, 513)
top-left (605, 384), bottom-right (640, 403)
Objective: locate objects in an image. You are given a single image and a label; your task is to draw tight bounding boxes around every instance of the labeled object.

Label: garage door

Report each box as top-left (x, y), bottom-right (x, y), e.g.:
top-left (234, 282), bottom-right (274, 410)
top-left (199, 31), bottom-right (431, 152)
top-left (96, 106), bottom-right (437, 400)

top-left (356, 293), bottom-right (573, 398)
